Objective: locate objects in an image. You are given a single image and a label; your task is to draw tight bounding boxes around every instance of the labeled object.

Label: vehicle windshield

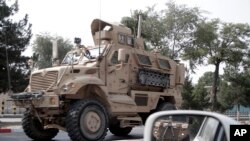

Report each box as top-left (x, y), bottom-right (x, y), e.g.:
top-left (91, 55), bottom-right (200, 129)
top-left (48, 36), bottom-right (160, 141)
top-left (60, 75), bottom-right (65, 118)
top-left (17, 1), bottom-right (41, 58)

top-left (61, 52), bottom-right (81, 65)
top-left (61, 47), bottom-right (105, 65)
top-left (82, 47), bottom-right (104, 61)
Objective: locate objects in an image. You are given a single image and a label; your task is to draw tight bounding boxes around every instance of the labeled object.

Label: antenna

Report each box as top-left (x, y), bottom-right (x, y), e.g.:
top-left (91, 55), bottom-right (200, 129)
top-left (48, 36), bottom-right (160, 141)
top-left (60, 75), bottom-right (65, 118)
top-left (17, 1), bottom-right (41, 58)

top-left (98, 0), bottom-right (101, 55)
top-left (98, 0), bottom-right (102, 78)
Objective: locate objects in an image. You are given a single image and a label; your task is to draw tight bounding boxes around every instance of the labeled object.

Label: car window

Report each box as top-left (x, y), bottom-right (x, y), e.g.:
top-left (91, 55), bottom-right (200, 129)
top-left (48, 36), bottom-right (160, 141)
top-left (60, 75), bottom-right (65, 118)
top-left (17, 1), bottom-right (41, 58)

top-left (215, 124), bottom-right (227, 141)
top-left (199, 117), bottom-right (220, 141)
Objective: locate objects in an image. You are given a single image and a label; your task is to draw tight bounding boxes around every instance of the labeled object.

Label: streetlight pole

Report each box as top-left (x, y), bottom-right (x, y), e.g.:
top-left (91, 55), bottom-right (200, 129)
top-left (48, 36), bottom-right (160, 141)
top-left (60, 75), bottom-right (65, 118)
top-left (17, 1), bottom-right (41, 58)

top-left (5, 45), bottom-right (12, 93)
top-left (1, 24), bottom-right (12, 93)
top-left (1, 1), bottom-right (12, 93)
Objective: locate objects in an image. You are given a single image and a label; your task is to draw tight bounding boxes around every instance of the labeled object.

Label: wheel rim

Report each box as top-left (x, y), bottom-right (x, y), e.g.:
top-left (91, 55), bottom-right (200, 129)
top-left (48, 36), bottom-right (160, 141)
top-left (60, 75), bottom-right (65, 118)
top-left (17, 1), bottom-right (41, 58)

top-left (81, 111), bottom-right (101, 133)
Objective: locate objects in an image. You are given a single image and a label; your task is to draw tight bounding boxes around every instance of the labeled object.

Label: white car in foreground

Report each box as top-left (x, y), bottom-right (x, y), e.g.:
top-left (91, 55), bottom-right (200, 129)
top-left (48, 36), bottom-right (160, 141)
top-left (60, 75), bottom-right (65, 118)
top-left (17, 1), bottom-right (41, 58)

top-left (144, 110), bottom-right (240, 141)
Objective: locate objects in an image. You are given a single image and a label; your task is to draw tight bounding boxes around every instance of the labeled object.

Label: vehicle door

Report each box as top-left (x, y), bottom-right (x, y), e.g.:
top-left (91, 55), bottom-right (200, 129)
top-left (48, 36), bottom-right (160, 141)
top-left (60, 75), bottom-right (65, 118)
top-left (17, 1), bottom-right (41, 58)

top-left (107, 49), bottom-right (130, 93)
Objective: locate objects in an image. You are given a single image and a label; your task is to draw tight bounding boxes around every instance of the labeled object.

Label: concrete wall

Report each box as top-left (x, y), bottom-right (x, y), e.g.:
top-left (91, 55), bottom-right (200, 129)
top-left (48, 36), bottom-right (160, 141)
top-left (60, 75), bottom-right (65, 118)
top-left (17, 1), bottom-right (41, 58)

top-left (0, 93), bottom-right (25, 116)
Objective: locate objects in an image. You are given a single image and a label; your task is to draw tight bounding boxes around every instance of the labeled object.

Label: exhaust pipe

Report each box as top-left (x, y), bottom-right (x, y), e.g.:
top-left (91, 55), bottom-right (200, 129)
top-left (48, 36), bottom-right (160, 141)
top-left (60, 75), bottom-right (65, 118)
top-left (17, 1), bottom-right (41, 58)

top-left (137, 13), bottom-right (142, 38)
top-left (52, 40), bottom-right (59, 66)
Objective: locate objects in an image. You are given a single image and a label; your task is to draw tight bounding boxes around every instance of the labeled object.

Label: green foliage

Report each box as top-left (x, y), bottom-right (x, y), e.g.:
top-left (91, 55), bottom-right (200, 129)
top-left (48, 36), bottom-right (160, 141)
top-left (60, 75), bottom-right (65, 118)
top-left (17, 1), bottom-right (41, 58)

top-left (163, 1), bottom-right (202, 59)
top-left (192, 72), bottom-right (212, 110)
top-left (32, 34), bottom-right (73, 69)
top-left (121, 2), bottom-right (202, 58)
top-left (181, 71), bottom-right (218, 110)
top-left (218, 65), bottom-right (250, 111)
top-left (184, 20), bottom-right (250, 69)
top-left (120, 1), bottom-right (250, 109)
top-left (0, 0), bottom-right (32, 92)
top-left (181, 74), bottom-right (195, 109)
top-left (183, 19), bottom-right (250, 110)
top-left (218, 81), bottom-right (235, 111)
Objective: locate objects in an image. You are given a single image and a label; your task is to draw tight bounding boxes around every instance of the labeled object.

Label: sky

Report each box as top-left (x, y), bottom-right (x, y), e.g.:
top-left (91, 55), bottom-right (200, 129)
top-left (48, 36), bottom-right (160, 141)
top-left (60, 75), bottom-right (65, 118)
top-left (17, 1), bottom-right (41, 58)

top-left (15, 0), bottom-right (250, 83)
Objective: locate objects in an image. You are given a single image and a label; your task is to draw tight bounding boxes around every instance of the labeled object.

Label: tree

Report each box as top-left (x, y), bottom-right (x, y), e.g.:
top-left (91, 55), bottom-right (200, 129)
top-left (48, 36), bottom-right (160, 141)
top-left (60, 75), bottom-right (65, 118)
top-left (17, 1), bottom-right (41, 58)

top-left (0, 0), bottom-right (32, 92)
top-left (181, 73), bottom-right (195, 109)
top-left (32, 34), bottom-right (73, 69)
top-left (163, 1), bottom-right (202, 59)
top-left (219, 65), bottom-right (250, 111)
top-left (192, 72), bottom-right (213, 110)
top-left (121, 2), bottom-right (202, 57)
top-left (183, 20), bottom-right (250, 111)
top-left (121, 7), bottom-right (168, 53)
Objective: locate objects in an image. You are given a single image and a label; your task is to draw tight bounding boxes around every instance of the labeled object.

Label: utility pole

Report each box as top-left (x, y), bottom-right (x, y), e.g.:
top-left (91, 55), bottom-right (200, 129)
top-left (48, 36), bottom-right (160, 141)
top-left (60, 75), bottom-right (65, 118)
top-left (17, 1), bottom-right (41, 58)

top-left (5, 45), bottom-right (12, 93)
top-left (3, 29), bottom-right (12, 93)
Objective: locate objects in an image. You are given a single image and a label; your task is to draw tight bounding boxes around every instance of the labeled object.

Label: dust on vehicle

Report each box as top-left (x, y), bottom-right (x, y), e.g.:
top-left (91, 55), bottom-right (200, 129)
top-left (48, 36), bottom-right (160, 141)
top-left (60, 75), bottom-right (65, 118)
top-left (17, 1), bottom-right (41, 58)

top-left (11, 15), bottom-right (185, 141)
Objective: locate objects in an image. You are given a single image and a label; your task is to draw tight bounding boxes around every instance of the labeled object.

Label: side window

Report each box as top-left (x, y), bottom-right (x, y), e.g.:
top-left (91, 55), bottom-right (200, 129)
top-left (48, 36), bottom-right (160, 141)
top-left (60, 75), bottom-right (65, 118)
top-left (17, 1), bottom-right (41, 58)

top-left (136, 54), bottom-right (152, 66)
top-left (158, 59), bottom-right (171, 70)
top-left (111, 51), bottom-right (119, 64)
top-left (215, 124), bottom-right (227, 141)
top-left (199, 117), bottom-right (220, 141)
top-left (127, 36), bottom-right (134, 46)
top-left (125, 54), bottom-right (129, 63)
top-left (110, 51), bottom-right (130, 64)
top-left (118, 34), bottom-right (126, 44)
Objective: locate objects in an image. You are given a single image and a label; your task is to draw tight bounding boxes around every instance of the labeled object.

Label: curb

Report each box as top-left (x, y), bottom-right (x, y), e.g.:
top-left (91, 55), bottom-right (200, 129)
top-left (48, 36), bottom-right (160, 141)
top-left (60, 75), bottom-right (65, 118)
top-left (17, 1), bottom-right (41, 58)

top-left (0, 126), bottom-right (23, 133)
top-left (0, 118), bottom-right (22, 133)
top-left (0, 118), bottom-right (22, 126)
top-left (0, 114), bottom-right (23, 118)
top-left (0, 128), bottom-right (11, 133)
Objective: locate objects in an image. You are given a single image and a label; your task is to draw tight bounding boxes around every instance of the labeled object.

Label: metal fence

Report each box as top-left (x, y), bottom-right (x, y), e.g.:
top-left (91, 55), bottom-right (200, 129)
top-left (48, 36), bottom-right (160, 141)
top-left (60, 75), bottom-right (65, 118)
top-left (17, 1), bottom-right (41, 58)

top-left (225, 111), bottom-right (250, 124)
top-left (0, 93), bottom-right (25, 117)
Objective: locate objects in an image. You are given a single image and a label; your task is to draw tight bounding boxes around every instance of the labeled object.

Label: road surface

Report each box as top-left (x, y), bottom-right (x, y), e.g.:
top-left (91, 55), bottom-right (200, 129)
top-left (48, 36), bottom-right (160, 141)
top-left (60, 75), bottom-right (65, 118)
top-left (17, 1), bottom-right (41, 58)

top-left (0, 126), bottom-right (144, 141)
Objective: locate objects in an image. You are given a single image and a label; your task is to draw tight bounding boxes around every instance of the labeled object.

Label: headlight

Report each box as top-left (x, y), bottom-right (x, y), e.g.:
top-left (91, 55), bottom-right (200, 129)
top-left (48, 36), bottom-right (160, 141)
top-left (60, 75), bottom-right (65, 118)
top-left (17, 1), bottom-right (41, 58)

top-left (61, 83), bottom-right (76, 92)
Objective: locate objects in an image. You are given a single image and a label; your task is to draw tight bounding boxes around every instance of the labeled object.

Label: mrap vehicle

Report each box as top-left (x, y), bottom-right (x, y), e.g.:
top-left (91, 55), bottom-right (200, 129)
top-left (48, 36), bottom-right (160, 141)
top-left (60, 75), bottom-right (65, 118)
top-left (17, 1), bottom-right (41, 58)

top-left (11, 16), bottom-right (185, 141)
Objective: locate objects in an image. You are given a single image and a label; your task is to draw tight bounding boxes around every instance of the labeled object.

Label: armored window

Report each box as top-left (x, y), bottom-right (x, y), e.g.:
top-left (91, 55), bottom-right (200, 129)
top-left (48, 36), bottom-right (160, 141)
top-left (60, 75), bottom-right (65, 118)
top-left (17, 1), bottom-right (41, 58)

top-left (111, 51), bottom-right (119, 64)
top-left (136, 54), bottom-right (151, 66)
top-left (127, 36), bottom-right (134, 46)
top-left (125, 54), bottom-right (129, 63)
top-left (118, 34), bottom-right (126, 44)
top-left (158, 59), bottom-right (171, 70)
top-left (111, 51), bottom-right (129, 64)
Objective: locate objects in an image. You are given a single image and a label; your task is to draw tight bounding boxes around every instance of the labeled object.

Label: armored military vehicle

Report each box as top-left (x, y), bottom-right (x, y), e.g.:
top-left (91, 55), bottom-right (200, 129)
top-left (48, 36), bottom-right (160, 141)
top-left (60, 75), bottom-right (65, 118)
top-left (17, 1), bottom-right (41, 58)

top-left (11, 16), bottom-right (185, 141)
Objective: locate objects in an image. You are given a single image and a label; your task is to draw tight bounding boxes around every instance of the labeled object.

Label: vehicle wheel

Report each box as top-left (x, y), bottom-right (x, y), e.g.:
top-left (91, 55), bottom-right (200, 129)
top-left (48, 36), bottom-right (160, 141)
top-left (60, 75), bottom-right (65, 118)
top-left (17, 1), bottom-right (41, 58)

top-left (109, 124), bottom-right (132, 136)
top-left (22, 110), bottom-right (59, 141)
top-left (66, 99), bottom-right (109, 141)
top-left (157, 102), bottom-right (176, 111)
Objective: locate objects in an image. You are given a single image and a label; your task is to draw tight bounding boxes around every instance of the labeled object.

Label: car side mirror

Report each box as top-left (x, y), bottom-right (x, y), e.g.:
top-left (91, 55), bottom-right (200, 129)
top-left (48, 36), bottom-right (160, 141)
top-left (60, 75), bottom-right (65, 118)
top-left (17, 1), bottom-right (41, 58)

top-left (144, 110), bottom-right (239, 141)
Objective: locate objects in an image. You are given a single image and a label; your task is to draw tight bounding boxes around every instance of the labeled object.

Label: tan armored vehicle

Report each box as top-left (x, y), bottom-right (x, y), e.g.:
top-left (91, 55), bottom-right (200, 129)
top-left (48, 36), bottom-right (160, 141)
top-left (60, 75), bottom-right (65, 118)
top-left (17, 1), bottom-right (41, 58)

top-left (11, 17), bottom-right (185, 141)
top-left (153, 116), bottom-right (191, 141)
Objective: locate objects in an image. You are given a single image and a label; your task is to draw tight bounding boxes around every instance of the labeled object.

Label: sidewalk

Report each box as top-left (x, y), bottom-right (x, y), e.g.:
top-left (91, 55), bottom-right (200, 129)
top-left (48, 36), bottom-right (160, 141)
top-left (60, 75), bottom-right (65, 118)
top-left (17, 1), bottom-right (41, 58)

top-left (0, 117), bottom-right (22, 133)
top-left (0, 117), bottom-right (22, 125)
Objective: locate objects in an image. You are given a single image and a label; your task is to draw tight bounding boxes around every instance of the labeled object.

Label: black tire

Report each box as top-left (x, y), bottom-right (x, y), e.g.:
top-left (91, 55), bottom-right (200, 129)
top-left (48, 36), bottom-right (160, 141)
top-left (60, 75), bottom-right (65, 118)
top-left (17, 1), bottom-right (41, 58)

top-left (66, 99), bottom-right (109, 141)
top-left (157, 102), bottom-right (176, 111)
top-left (22, 110), bottom-right (59, 141)
top-left (109, 124), bottom-right (132, 136)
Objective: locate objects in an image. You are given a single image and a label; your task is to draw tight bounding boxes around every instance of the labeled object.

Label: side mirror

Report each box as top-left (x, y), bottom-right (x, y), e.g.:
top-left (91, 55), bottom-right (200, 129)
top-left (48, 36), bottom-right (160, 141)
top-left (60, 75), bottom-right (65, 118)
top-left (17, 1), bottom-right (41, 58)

top-left (144, 110), bottom-right (239, 141)
top-left (118, 48), bottom-right (127, 63)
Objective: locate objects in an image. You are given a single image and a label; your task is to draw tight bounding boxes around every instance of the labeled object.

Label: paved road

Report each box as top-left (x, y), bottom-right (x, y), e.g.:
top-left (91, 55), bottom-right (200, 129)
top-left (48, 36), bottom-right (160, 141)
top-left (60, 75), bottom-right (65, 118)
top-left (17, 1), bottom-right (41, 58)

top-left (0, 126), bottom-right (144, 141)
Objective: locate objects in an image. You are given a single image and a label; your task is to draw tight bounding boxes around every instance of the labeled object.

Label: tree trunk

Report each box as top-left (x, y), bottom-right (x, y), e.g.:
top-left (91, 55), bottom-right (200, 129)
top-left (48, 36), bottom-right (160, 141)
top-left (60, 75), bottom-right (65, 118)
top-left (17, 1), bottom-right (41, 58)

top-left (212, 62), bottom-right (220, 111)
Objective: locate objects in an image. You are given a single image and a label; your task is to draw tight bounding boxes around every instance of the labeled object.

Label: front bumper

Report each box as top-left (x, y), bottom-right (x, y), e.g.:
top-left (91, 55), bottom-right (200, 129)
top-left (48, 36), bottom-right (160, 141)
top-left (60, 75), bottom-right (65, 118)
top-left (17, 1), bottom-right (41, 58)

top-left (11, 91), bottom-right (59, 108)
top-left (11, 91), bottom-right (44, 100)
